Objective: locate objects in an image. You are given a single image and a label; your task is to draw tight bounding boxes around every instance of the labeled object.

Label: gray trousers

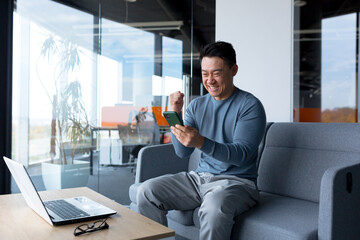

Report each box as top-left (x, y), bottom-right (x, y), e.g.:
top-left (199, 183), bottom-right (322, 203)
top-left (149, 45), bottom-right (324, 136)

top-left (137, 171), bottom-right (259, 240)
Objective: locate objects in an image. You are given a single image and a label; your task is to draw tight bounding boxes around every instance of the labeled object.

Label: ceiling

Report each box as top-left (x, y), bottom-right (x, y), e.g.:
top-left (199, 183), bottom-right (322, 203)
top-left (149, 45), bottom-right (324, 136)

top-left (54, 0), bottom-right (215, 57)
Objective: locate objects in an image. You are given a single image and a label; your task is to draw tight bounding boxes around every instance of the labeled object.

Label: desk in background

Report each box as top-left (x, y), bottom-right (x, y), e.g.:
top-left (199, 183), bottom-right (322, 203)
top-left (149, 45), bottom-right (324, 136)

top-left (90, 106), bottom-right (173, 174)
top-left (0, 187), bottom-right (175, 240)
top-left (90, 127), bottom-right (148, 175)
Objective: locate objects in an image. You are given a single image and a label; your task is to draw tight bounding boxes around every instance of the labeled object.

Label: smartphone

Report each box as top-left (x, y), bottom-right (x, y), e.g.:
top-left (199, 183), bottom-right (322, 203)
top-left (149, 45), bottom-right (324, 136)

top-left (163, 111), bottom-right (184, 127)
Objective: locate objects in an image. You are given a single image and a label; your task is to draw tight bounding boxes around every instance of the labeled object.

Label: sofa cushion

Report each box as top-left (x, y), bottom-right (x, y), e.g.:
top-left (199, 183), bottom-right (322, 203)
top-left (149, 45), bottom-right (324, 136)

top-left (231, 192), bottom-right (319, 240)
top-left (258, 123), bottom-right (360, 202)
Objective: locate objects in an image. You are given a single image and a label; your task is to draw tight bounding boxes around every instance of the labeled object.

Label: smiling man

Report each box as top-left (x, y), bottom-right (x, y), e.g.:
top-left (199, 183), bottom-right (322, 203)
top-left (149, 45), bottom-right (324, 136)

top-left (137, 41), bottom-right (266, 240)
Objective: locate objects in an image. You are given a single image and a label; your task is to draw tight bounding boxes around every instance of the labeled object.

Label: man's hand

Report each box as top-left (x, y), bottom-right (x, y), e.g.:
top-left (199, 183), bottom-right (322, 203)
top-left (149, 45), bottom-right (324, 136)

top-left (169, 91), bottom-right (185, 114)
top-left (171, 125), bottom-right (204, 149)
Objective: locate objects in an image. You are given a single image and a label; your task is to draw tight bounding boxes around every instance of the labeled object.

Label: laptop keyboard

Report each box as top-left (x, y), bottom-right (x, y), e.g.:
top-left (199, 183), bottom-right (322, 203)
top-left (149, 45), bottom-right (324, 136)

top-left (44, 199), bottom-right (90, 220)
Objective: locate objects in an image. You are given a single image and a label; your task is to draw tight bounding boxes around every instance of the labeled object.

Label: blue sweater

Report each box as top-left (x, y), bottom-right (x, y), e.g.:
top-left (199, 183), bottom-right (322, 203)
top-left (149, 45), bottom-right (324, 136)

top-left (171, 87), bottom-right (266, 180)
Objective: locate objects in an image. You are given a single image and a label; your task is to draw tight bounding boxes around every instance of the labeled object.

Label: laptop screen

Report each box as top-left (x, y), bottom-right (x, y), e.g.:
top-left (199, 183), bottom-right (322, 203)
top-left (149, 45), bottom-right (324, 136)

top-left (3, 157), bottom-right (53, 225)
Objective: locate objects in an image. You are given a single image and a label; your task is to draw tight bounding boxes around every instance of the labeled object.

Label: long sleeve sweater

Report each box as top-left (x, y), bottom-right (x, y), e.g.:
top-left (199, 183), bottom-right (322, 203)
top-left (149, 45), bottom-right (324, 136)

top-left (171, 87), bottom-right (266, 180)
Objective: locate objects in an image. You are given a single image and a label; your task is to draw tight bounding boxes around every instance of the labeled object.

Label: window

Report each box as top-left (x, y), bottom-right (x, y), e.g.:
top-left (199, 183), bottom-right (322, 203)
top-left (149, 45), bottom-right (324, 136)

top-left (321, 14), bottom-right (357, 122)
top-left (293, 1), bottom-right (359, 122)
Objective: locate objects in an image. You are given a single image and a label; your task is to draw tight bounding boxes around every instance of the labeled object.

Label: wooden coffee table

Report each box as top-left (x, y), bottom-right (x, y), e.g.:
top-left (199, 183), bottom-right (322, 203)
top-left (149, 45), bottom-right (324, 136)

top-left (0, 187), bottom-right (175, 240)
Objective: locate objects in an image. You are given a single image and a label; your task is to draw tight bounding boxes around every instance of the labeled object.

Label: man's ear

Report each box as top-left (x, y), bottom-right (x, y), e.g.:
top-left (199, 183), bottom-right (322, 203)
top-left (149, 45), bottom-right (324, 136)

top-left (232, 64), bottom-right (238, 76)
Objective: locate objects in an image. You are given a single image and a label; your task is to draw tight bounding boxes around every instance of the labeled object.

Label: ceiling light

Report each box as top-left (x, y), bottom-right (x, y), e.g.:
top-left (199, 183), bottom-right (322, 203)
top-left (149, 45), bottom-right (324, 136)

top-left (73, 21), bottom-right (183, 31)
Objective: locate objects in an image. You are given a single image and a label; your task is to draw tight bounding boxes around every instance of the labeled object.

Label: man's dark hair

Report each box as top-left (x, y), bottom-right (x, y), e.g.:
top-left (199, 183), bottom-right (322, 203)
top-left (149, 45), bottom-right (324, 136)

top-left (200, 41), bottom-right (237, 68)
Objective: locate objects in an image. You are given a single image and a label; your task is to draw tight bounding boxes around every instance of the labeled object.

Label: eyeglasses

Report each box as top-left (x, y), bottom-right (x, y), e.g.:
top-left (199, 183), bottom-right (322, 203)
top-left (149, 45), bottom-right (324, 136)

top-left (73, 218), bottom-right (109, 236)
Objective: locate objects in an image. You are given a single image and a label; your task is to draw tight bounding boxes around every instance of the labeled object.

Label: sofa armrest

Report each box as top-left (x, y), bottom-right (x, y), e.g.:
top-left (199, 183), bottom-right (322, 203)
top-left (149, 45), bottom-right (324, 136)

top-left (135, 143), bottom-right (189, 183)
top-left (318, 162), bottom-right (360, 240)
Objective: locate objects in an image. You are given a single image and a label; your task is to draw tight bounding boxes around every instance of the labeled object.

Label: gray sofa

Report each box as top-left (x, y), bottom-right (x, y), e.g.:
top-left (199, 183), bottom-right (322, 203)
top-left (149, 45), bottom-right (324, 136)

top-left (129, 122), bottom-right (360, 239)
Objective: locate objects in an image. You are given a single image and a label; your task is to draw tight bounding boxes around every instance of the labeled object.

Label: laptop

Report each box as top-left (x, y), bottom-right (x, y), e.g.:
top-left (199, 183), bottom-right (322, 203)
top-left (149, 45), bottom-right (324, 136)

top-left (3, 156), bottom-right (117, 226)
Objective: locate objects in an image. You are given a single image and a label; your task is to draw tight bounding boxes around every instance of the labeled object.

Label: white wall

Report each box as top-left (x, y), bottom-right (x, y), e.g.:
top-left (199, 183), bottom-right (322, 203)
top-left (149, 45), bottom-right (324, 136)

top-left (216, 0), bottom-right (293, 122)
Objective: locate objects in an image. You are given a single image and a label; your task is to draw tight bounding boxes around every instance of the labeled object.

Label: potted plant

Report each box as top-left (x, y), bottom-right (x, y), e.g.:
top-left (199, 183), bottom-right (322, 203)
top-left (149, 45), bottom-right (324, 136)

top-left (37, 33), bottom-right (92, 190)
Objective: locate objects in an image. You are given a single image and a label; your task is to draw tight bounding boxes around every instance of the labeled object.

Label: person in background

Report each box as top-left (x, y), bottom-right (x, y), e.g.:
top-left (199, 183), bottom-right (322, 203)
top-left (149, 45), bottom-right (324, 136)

top-left (137, 41), bottom-right (266, 240)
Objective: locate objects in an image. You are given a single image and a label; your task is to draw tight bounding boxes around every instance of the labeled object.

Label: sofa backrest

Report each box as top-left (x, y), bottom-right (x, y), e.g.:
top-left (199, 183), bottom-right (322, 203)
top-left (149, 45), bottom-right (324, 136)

top-left (256, 122), bottom-right (274, 169)
top-left (257, 122), bottom-right (360, 203)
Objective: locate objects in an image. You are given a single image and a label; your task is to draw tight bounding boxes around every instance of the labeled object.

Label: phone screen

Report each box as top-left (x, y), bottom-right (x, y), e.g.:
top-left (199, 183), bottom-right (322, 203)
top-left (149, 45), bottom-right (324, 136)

top-left (163, 111), bottom-right (183, 127)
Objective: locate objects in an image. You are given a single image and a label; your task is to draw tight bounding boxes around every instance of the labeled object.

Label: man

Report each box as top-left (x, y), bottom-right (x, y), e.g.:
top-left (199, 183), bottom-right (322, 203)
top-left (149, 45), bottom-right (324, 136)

top-left (137, 41), bottom-right (266, 239)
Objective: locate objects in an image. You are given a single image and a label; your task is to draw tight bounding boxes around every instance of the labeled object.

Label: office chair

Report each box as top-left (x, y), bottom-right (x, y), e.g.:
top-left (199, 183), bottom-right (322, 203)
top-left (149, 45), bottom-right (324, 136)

top-left (117, 110), bottom-right (160, 171)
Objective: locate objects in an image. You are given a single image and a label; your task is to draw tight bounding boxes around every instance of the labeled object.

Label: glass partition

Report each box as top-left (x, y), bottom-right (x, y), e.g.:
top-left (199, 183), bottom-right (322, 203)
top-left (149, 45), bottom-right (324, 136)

top-left (11, 0), bottom-right (214, 205)
top-left (12, 0), bottom-right (96, 192)
top-left (293, 1), bottom-right (359, 122)
top-left (96, 1), bottom-right (191, 202)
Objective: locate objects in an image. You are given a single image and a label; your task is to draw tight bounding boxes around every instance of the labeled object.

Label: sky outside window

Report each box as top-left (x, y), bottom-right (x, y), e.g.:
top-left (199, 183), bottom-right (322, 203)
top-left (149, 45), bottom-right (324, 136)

top-left (321, 13), bottom-right (357, 111)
